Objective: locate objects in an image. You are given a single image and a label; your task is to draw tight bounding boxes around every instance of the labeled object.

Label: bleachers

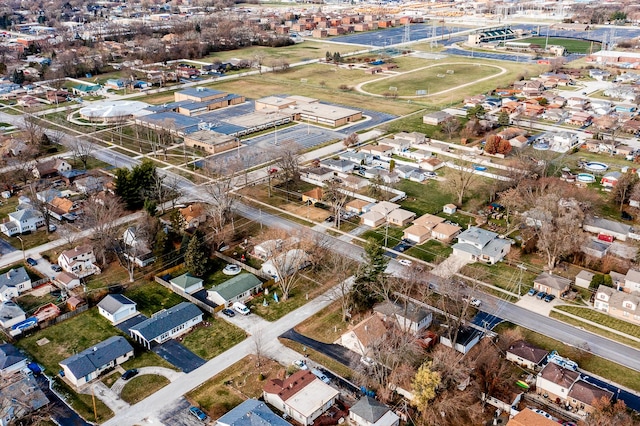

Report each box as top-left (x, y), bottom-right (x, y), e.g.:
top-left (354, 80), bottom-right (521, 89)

top-left (478, 27), bottom-right (515, 42)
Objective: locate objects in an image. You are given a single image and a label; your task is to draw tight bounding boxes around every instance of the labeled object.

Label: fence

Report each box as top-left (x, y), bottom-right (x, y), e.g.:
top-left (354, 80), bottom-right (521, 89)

top-left (214, 252), bottom-right (271, 280)
top-left (154, 276), bottom-right (218, 315)
top-left (39, 304), bottom-right (89, 328)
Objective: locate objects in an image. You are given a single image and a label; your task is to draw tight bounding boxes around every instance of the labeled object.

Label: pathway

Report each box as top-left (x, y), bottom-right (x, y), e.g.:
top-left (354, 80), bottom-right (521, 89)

top-left (110, 367), bottom-right (184, 396)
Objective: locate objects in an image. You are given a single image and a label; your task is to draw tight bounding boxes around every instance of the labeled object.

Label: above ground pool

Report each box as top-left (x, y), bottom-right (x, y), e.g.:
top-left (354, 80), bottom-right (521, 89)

top-left (577, 173), bottom-right (596, 183)
top-left (533, 141), bottom-right (550, 150)
top-left (584, 162), bottom-right (608, 173)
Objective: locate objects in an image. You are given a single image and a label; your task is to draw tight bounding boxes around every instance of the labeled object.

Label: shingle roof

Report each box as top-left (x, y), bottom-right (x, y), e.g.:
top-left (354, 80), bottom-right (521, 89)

top-left (59, 336), bottom-right (133, 379)
top-left (0, 267), bottom-right (30, 289)
top-left (539, 362), bottom-right (579, 388)
top-left (567, 380), bottom-right (613, 406)
top-left (210, 274), bottom-right (262, 302)
top-left (534, 272), bottom-right (572, 291)
top-left (374, 300), bottom-right (430, 325)
top-left (507, 340), bottom-right (548, 365)
top-left (97, 294), bottom-right (136, 315)
top-left (217, 399), bottom-right (291, 426)
top-left (169, 273), bottom-right (203, 290)
top-left (350, 396), bottom-right (391, 423)
top-left (0, 343), bottom-right (27, 370)
top-left (129, 302), bottom-right (202, 341)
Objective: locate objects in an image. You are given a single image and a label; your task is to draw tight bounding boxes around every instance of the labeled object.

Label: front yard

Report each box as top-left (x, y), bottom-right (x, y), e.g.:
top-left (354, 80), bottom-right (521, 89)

top-left (120, 375), bottom-right (170, 404)
top-left (181, 316), bottom-right (247, 360)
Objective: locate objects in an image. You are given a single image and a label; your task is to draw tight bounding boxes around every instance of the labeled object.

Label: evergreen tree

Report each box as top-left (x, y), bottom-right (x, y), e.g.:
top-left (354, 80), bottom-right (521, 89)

top-left (497, 111), bottom-right (510, 127)
top-left (180, 233), bottom-right (191, 255)
top-left (153, 229), bottom-right (171, 265)
top-left (184, 232), bottom-right (209, 277)
top-left (350, 238), bottom-right (389, 311)
top-left (114, 160), bottom-right (158, 210)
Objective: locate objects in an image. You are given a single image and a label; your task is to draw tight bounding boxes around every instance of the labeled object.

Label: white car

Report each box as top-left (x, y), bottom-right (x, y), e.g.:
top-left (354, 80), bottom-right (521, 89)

top-left (398, 259), bottom-right (412, 267)
top-left (463, 297), bottom-right (482, 307)
top-left (223, 264), bottom-right (242, 275)
top-left (293, 360), bottom-right (308, 370)
top-left (232, 302), bottom-right (250, 315)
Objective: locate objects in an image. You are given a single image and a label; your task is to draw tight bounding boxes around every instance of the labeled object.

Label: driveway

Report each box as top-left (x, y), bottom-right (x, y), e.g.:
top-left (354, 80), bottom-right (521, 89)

top-left (34, 374), bottom-right (92, 426)
top-left (218, 309), bottom-right (269, 336)
top-left (430, 255), bottom-right (469, 278)
top-left (516, 294), bottom-right (558, 316)
top-left (0, 238), bottom-right (16, 255)
top-left (280, 329), bottom-right (359, 368)
top-left (154, 396), bottom-right (210, 426)
top-left (111, 367), bottom-right (183, 396)
top-left (152, 340), bottom-right (206, 373)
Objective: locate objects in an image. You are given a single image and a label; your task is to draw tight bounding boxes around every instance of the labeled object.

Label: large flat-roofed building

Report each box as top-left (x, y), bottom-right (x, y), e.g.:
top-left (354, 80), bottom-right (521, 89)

top-left (175, 87), bottom-right (228, 103)
top-left (183, 130), bottom-right (239, 154)
top-left (172, 87), bottom-right (245, 116)
top-left (255, 95), bottom-right (362, 127)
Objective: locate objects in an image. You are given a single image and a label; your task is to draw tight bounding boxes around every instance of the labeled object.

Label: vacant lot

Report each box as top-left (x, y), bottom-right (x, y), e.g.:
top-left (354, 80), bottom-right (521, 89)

top-left (181, 317), bottom-right (247, 360)
top-left (186, 355), bottom-right (283, 419)
top-left (201, 41), bottom-right (361, 64)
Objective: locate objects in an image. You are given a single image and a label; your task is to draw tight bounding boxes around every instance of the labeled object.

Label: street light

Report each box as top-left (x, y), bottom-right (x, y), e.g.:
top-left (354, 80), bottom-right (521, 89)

top-left (16, 235), bottom-right (25, 263)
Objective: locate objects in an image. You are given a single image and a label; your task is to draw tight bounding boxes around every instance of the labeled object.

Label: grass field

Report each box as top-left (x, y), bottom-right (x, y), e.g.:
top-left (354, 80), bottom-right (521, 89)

top-left (120, 375), bottom-right (170, 404)
top-left (550, 311), bottom-right (640, 350)
top-left (522, 37), bottom-right (601, 54)
top-left (554, 305), bottom-right (640, 340)
top-left (181, 317), bottom-right (247, 360)
top-left (362, 63), bottom-right (502, 97)
top-left (124, 281), bottom-right (185, 317)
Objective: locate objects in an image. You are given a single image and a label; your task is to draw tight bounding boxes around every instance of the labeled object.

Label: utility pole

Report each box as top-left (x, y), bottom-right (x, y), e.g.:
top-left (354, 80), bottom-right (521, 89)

top-left (516, 264), bottom-right (527, 297)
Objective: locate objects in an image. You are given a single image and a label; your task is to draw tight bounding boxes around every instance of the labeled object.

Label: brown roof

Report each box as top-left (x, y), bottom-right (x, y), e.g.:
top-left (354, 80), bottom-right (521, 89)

top-left (350, 315), bottom-right (387, 348)
top-left (61, 245), bottom-right (93, 259)
top-left (568, 380), bottom-right (613, 406)
top-left (432, 222), bottom-right (461, 237)
top-left (180, 204), bottom-right (205, 223)
top-left (413, 213), bottom-right (445, 229)
top-left (507, 408), bottom-right (561, 426)
top-left (56, 271), bottom-right (79, 285)
top-left (346, 199), bottom-right (369, 210)
top-left (67, 296), bottom-right (85, 309)
top-left (303, 187), bottom-right (324, 200)
top-left (263, 370), bottom-right (316, 401)
top-left (534, 272), bottom-right (571, 291)
top-left (507, 340), bottom-right (548, 365)
top-left (539, 362), bottom-right (579, 388)
top-left (50, 197), bottom-right (74, 213)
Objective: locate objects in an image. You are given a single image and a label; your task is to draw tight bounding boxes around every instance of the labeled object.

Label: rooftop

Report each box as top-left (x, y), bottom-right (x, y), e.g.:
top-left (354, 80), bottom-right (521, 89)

top-left (209, 274), bottom-right (262, 301)
top-left (59, 336), bottom-right (133, 380)
top-left (129, 302), bottom-right (202, 341)
top-left (97, 294), bottom-right (136, 315)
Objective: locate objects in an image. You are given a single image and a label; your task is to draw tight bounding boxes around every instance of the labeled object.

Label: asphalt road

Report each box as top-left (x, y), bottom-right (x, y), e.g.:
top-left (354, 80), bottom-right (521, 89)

top-left (280, 329), bottom-right (359, 368)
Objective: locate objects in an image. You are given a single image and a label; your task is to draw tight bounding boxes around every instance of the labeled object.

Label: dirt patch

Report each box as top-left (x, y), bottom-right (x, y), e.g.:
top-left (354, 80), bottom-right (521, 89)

top-left (280, 203), bottom-right (330, 222)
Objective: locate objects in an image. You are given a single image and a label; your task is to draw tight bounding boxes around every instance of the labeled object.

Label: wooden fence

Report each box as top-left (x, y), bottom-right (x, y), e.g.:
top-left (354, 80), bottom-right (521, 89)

top-left (154, 276), bottom-right (218, 315)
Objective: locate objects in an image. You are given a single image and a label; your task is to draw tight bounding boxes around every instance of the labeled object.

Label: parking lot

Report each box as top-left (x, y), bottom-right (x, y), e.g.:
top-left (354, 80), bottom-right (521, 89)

top-left (331, 24), bottom-right (470, 47)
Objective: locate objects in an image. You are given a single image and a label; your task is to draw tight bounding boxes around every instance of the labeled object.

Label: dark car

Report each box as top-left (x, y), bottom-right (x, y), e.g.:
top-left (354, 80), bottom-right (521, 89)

top-left (221, 308), bottom-right (235, 318)
top-left (121, 369), bottom-right (139, 380)
top-left (26, 258), bottom-right (38, 267)
top-left (536, 291), bottom-right (547, 300)
top-left (51, 264), bottom-right (62, 272)
top-left (189, 406), bottom-right (207, 421)
top-left (544, 294), bottom-right (556, 303)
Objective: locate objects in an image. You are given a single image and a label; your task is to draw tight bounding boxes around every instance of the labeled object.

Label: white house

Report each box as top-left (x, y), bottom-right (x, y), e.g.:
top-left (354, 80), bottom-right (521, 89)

top-left (339, 315), bottom-right (387, 357)
top-left (0, 267), bottom-right (32, 302)
top-left (97, 294), bottom-right (138, 325)
top-left (0, 209), bottom-right (45, 236)
top-left (373, 300), bottom-right (432, 336)
top-left (506, 340), bottom-right (549, 370)
top-left (55, 271), bottom-right (81, 290)
top-left (261, 249), bottom-right (309, 281)
top-left (0, 301), bottom-right (26, 329)
top-left (207, 273), bottom-right (263, 307)
top-left (452, 227), bottom-right (511, 265)
top-left (129, 302), bottom-right (203, 349)
top-left (535, 362), bottom-right (580, 403)
top-left (583, 216), bottom-right (632, 241)
top-left (0, 343), bottom-right (29, 375)
top-left (58, 245), bottom-right (100, 278)
top-left (122, 227), bottom-right (156, 267)
top-left (169, 273), bottom-right (204, 294)
top-left (349, 396), bottom-right (399, 426)
top-left (439, 326), bottom-right (482, 354)
top-left (263, 370), bottom-right (340, 426)
top-left (59, 336), bottom-right (134, 387)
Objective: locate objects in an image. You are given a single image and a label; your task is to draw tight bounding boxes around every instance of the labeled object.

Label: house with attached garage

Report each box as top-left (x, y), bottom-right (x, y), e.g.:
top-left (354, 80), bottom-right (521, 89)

top-left (533, 272), bottom-right (571, 298)
top-left (129, 302), bottom-right (203, 349)
top-left (403, 213), bottom-right (445, 244)
top-left (0, 267), bottom-right (32, 302)
top-left (263, 370), bottom-right (340, 426)
top-left (452, 226), bottom-right (511, 265)
top-left (349, 396), bottom-right (399, 426)
top-left (0, 208), bottom-right (45, 236)
top-left (216, 399), bottom-right (291, 426)
top-left (59, 336), bottom-right (134, 387)
top-left (207, 273), bottom-right (263, 307)
top-left (58, 245), bottom-right (100, 279)
top-left (97, 294), bottom-right (138, 325)
top-left (506, 340), bottom-right (549, 370)
top-left (32, 158), bottom-right (72, 179)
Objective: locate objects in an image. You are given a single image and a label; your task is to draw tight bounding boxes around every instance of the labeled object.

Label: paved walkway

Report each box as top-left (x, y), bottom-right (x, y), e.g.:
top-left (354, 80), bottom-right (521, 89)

top-left (79, 381), bottom-right (130, 414)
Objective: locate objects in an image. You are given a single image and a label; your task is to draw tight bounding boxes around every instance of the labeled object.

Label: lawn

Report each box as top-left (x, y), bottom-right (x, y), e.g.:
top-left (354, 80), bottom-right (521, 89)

top-left (124, 280), bottom-right (185, 317)
top-left (16, 308), bottom-right (123, 375)
top-left (250, 275), bottom-right (324, 321)
top-left (406, 239), bottom-right (453, 263)
top-left (279, 338), bottom-right (354, 380)
top-left (461, 261), bottom-right (538, 295)
top-left (16, 293), bottom-right (58, 315)
top-left (361, 226), bottom-right (406, 248)
top-left (121, 349), bottom-right (178, 371)
top-left (522, 37), bottom-right (601, 54)
top-left (186, 355), bottom-right (282, 420)
top-left (362, 63), bottom-right (502, 97)
top-left (554, 305), bottom-right (640, 340)
top-left (120, 375), bottom-right (170, 404)
top-left (549, 311), bottom-right (640, 351)
top-left (181, 317), bottom-right (247, 360)
top-left (494, 322), bottom-right (640, 392)
top-left (397, 179), bottom-right (455, 215)
top-left (294, 301), bottom-right (347, 344)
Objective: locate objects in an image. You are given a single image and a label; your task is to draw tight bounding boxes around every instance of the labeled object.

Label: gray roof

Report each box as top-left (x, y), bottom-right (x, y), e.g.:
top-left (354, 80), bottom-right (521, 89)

top-left (534, 272), bottom-right (571, 291)
top-left (97, 294), bottom-right (136, 315)
top-left (217, 399), bottom-right (290, 426)
top-left (129, 302), bottom-right (202, 341)
top-left (59, 336), bottom-right (133, 379)
top-left (350, 396), bottom-right (391, 423)
top-left (575, 270), bottom-right (595, 282)
top-left (584, 216), bottom-right (632, 235)
top-left (8, 209), bottom-right (42, 222)
top-left (374, 300), bottom-right (430, 324)
top-left (169, 273), bottom-right (203, 290)
top-left (177, 87), bottom-right (225, 98)
top-left (0, 343), bottom-right (27, 370)
top-left (0, 267), bottom-right (30, 288)
top-left (457, 227), bottom-right (499, 248)
top-left (0, 301), bottom-right (25, 321)
top-left (210, 274), bottom-right (262, 302)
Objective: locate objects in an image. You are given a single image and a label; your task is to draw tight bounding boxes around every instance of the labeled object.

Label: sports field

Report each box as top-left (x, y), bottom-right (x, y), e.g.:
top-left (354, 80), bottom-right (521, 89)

top-left (522, 37), bottom-right (601, 54)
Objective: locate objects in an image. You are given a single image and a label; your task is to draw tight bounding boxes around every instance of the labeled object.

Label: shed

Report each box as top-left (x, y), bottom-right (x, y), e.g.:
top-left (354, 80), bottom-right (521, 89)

top-left (443, 204), bottom-right (457, 214)
top-left (169, 273), bottom-right (204, 294)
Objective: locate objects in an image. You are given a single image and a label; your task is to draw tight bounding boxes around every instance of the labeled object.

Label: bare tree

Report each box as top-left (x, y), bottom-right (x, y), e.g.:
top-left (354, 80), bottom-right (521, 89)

top-left (261, 229), bottom-right (311, 301)
top-left (82, 195), bottom-right (125, 265)
top-left (323, 178), bottom-right (349, 228)
top-left (115, 221), bottom-right (153, 282)
top-left (342, 132), bottom-right (359, 148)
top-left (70, 137), bottom-right (95, 169)
top-left (274, 140), bottom-right (301, 200)
top-left (445, 158), bottom-right (478, 205)
top-left (323, 252), bottom-right (357, 322)
top-left (440, 117), bottom-right (461, 140)
top-left (610, 172), bottom-right (638, 212)
top-left (21, 114), bottom-right (45, 146)
top-left (28, 183), bottom-right (53, 234)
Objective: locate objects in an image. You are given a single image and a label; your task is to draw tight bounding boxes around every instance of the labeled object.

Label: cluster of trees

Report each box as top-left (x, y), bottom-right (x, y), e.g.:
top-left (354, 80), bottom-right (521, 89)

top-left (325, 51), bottom-right (343, 63)
top-left (484, 135), bottom-right (512, 155)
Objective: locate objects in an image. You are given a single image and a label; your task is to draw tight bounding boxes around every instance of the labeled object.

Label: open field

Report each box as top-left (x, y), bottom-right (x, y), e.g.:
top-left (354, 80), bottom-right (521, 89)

top-left (186, 355), bottom-right (283, 419)
top-left (522, 37), bottom-right (601, 54)
top-left (555, 305), bottom-right (640, 340)
top-left (181, 317), bottom-right (247, 360)
top-left (363, 63), bottom-right (502, 97)
top-left (121, 375), bottom-right (170, 404)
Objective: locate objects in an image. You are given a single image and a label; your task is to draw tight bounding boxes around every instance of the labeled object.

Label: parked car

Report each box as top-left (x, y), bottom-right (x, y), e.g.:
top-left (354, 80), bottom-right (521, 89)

top-left (527, 288), bottom-right (537, 297)
top-left (221, 308), bottom-right (235, 318)
top-left (311, 368), bottom-right (330, 384)
top-left (223, 264), bottom-right (241, 276)
top-left (293, 359), bottom-right (308, 370)
top-left (48, 224), bottom-right (57, 232)
top-left (51, 264), bottom-right (62, 273)
top-left (463, 297), bottom-right (481, 307)
top-left (536, 291), bottom-right (547, 300)
top-left (122, 369), bottom-right (138, 380)
top-left (233, 302), bottom-right (250, 315)
top-left (544, 294), bottom-right (556, 303)
top-left (398, 259), bottom-right (412, 267)
top-left (189, 406), bottom-right (207, 422)
top-left (360, 356), bottom-right (375, 367)
top-left (26, 258), bottom-right (37, 267)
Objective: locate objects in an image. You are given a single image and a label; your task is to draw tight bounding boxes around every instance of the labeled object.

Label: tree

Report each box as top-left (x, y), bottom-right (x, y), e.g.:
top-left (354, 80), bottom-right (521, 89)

top-left (184, 231), bottom-right (209, 277)
top-left (440, 117), bottom-right (461, 140)
top-left (412, 362), bottom-right (441, 412)
top-left (610, 172), bottom-right (639, 212)
top-left (484, 135), bottom-right (512, 155)
top-left (274, 140), bottom-right (301, 200)
top-left (446, 158), bottom-right (478, 205)
top-left (28, 183), bottom-right (53, 235)
top-left (583, 398), bottom-right (634, 426)
top-left (82, 195), bottom-right (125, 265)
top-left (114, 160), bottom-right (158, 210)
top-left (324, 179), bottom-right (349, 228)
top-left (367, 175), bottom-right (384, 200)
top-left (350, 238), bottom-right (388, 311)
top-left (323, 252), bottom-right (356, 322)
top-left (497, 111), bottom-right (510, 127)
top-left (466, 105), bottom-right (485, 120)
top-left (342, 132), bottom-right (359, 148)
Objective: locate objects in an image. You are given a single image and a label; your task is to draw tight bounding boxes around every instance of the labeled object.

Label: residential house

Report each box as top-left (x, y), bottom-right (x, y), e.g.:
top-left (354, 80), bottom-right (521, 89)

top-left (452, 227), bottom-right (511, 265)
top-left (97, 294), bottom-right (138, 325)
top-left (207, 273), bottom-right (263, 307)
top-left (374, 300), bottom-right (432, 335)
top-left (506, 340), bottom-right (549, 370)
top-left (386, 209), bottom-right (416, 226)
top-left (169, 273), bottom-right (204, 295)
top-left (535, 362), bottom-right (580, 403)
top-left (513, 80), bottom-right (544, 97)
top-left (122, 227), bottom-right (155, 267)
top-left (574, 270), bottom-right (595, 289)
top-left (59, 336), bottom-right (134, 387)
top-left (321, 159), bottom-right (354, 174)
top-left (32, 158), bottom-right (72, 179)
top-left (360, 145), bottom-right (393, 158)
top-left (302, 187), bottom-right (324, 204)
top-left (600, 171), bottom-right (621, 188)
top-left (48, 197), bottom-right (81, 221)
top-left (58, 245), bottom-right (100, 278)
top-left (624, 269), bottom-right (640, 293)
top-left (583, 216), bottom-right (632, 241)
top-left (71, 83), bottom-right (101, 96)
top-left (383, 138), bottom-right (411, 154)
top-left (0, 301), bottom-right (26, 329)
top-left (431, 222), bottom-right (462, 242)
top-left (339, 151), bottom-right (373, 166)
top-left (0, 209), bottom-right (45, 236)
top-left (394, 132), bottom-right (425, 145)
top-left (394, 165), bottom-right (421, 181)
top-left (423, 111), bottom-right (452, 126)
top-left (74, 176), bottom-right (105, 194)
top-left (179, 204), bottom-right (206, 230)
top-left (216, 399), bottom-right (291, 426)
top-left (263, 370), bottom-right (340, 426)
top-left (345, 199), bottom-right (374, 214)
top-left (55, 271), bottom-right (81, 290)
top-left (0, 267), bottom-right (32, 301)
top-left (506, 408), bottom-right (561, 426)
top-left (440, 326), bottom-right (482, 354)
top-left (363, 168), bottom-right (399, 184)
top-left (0, 374), bottom-right (49, 426)
top-left (129, 302), bottom-right (203, 349)
top-left (567, 111), bottom-right (592, 126)
top-left (594, 285), bottom-right (640, 324)
top-left (254, 239), bottom-right (286, 261)
top-left (0, 343), bottom-right (28, 375)
top-left (566, 380), bottom-right (613, 414)
top-left (533, 272), bottom-right (571, 298)
top-left (360, 211), bottom-right (386, 227)
top-left (340, 315), bottom-right (387, 357)
top-left (349, 396), bottom-right (399, 426)
top-left (261, 249), bottom-right (309, 281)
top-left (419, 157), bottom-right (445, 172)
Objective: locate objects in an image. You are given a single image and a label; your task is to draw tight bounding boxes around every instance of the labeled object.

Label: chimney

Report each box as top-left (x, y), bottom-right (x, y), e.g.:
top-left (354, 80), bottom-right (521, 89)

top-left (189, 205), bottom-right (193, 212)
